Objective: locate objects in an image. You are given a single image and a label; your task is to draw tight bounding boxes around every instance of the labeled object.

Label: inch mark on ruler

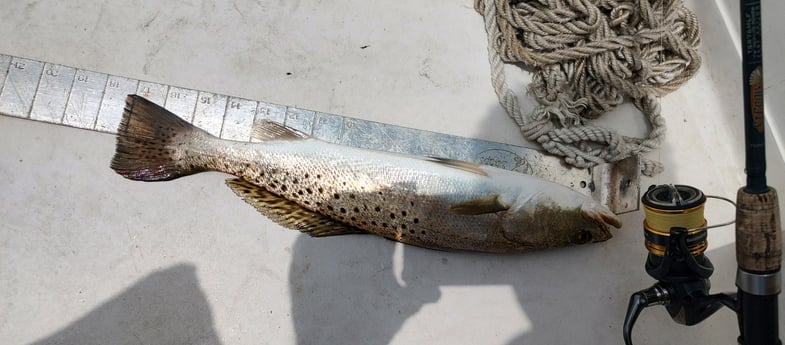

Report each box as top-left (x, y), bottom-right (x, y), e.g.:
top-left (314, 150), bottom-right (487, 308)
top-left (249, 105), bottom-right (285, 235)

top-left (0, 57), bottom-right (45, 118)
top-left (64, 69), bottom-right (107, 128)
top-left (31, 63), bottom-right (76, 123)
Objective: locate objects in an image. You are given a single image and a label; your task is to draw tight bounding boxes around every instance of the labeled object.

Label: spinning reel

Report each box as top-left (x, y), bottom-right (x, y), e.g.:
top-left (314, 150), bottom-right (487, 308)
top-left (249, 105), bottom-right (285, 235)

top-left (623, 184), bottom-right (738, 344)
top-left (623, 183), bottom-right (782, 344)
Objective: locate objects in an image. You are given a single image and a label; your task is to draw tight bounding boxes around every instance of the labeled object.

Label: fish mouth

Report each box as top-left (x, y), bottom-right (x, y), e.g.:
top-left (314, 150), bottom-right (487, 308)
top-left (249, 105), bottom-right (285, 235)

top-left (581, 203), bottom-right (623, 229)
top-left (598, 210), bottom-right (622, 229)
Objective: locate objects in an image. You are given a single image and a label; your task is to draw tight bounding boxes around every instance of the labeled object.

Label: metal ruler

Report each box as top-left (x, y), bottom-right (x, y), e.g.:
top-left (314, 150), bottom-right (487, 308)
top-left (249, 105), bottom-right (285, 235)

top-left (0, 53), bottom-right (639, 213)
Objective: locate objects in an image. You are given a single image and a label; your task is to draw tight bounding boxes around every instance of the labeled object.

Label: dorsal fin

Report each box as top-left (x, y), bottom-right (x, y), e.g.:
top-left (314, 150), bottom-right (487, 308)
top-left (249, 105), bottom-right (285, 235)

top-left (449, 195), bottom-right (509, 215)
top-left (251, 120), bottom-right (309, 141)
top-left (225, 178), bottom-right (365, 237)
top-left (425, 157), bottom-right (488, 176)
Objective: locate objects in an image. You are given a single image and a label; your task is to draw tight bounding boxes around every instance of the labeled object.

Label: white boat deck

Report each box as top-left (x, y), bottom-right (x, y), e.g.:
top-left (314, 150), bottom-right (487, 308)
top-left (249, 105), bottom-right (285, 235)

top-left (1, 1), bottom-right (783, 344)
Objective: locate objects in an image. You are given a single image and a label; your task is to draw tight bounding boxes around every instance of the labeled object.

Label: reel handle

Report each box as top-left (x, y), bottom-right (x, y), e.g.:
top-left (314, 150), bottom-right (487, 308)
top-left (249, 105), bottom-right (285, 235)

top-left (623, 285), bottom-right (669, 345)
top-left (623, 282), bottom-right (736, 345)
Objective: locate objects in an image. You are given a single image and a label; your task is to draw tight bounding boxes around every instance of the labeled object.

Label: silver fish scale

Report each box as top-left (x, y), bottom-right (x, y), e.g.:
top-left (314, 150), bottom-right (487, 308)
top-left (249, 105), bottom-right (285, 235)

top-left (219, 140), bottom-right (513, 251)
top-left (0, 53), bottom-right (639, 213)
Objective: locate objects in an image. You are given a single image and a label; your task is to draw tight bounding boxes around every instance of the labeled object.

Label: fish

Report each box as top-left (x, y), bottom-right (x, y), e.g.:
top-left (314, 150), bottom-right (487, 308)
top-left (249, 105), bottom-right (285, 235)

top-left (111, 95), bottom-right (622, 253)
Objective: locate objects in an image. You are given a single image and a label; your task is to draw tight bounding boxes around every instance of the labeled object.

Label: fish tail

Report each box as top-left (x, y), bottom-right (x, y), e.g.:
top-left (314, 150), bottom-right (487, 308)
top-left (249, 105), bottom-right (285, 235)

top-left (110, 95), bottom-right (207, 181)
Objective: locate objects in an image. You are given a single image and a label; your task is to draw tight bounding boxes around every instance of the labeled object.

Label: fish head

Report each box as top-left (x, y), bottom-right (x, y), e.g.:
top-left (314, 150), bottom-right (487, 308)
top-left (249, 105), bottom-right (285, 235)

top-left (502, 195), bottom-right (622, 250)
top-left (574, 200), bottom-right (622, 244)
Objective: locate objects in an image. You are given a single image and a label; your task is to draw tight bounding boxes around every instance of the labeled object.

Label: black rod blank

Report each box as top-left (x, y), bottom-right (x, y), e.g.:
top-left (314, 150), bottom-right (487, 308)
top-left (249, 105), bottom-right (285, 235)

top-left (740, 0), bottom-right (767, 194)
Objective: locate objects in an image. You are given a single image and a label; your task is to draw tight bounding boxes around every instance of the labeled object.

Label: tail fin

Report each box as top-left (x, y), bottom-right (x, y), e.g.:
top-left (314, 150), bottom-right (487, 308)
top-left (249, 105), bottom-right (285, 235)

top-left (110, 95), bottom-right (206, 181)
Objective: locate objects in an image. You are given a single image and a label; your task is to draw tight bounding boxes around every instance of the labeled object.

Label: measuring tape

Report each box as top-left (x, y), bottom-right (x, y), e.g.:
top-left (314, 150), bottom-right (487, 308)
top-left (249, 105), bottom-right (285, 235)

top-left (0, 53), bottom-right (639, 213)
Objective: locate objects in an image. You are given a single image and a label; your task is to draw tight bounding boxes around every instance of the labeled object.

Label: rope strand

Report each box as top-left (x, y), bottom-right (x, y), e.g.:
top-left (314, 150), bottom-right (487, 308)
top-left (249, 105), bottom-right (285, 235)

top-left (476, 0), bottom-right (701, 176)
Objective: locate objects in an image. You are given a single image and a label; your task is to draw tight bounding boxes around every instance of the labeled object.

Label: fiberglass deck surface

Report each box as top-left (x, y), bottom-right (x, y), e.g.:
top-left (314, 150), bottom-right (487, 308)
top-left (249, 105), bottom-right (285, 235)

top-left (1, 1), bottom-right (784, 344)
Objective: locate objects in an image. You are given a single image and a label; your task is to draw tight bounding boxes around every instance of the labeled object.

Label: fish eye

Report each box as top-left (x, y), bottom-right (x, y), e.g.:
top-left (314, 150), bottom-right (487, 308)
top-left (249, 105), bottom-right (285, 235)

top-left (577, 230), bottom-right (593, 244)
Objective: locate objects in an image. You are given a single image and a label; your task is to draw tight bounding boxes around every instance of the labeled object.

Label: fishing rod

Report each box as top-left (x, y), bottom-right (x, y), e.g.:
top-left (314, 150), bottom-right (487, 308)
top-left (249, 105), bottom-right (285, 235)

top-left (621, 0), bottom-right (782, 344)
top-left (735, 0), bottom-right (781, 342)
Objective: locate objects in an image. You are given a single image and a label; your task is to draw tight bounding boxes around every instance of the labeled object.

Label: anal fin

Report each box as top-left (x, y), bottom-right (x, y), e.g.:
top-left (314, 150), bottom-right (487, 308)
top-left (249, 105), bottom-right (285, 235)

top-left (225, 178), bottom-right (366, 237)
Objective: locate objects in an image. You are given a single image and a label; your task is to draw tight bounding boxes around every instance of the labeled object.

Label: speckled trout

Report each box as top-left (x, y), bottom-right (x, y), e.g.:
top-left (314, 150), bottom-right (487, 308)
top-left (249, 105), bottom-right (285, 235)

top-left (111, 95), bottom-right (621, 253)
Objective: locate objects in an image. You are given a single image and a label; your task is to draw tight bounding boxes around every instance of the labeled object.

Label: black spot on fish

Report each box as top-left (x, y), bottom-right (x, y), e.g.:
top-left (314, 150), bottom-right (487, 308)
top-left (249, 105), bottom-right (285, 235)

top-left (327, 205), bottom-right (334, 211)
top-left (304, 173), bottom-right (310, 178)
top-left (401, 211), bottom-right (407, 217)
top-left (306, 188), bottom-right (313, 194)
top-left (340, 208), bottom-right (346, 213)
top-left (401, 224), bottom-right (407, 230)
top-left (382, 223), bottom-right (388, 228)
top-left (349, 194), bottom-right (355, 199)
top-left (298, 190), bottom-right (304, 195)
top-left (420, 231), bottom-right (426, 235)
top-left (413, 218), bottom-right (420, 224)
top-left (374, 206), bottom-right (381, 212)
top-left (353, 207), bottom-right (359, 213)
top-left (281, 185), bottom-right (288, 192)
top-left (333, 193), bottom-right (340, 199)
top-left (577, 231), bottom-right (592, 244)
top-left (318, 187), bottom-right (324, 193)
top-left (409, 230), bottom-right (415, 234)
top-left (389, 213), bottom-right (395, 219)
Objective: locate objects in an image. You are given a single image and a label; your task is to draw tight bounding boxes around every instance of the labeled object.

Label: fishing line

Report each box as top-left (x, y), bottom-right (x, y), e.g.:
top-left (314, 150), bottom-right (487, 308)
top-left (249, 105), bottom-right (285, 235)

top-left (642, 185), bottom-right (736, 257)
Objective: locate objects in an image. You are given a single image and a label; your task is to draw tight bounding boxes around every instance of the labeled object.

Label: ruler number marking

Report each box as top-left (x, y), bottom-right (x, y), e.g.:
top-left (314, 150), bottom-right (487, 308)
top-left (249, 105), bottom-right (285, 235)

top-left (0, 58), bottom-right (45, 118)
top-left (31, 63), bottom-right (76, 123)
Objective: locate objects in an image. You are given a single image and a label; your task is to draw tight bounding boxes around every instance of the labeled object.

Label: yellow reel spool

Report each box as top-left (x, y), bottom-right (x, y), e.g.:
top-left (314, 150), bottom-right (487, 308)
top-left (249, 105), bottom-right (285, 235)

top-left (642, 185), bottom-right (708, 257)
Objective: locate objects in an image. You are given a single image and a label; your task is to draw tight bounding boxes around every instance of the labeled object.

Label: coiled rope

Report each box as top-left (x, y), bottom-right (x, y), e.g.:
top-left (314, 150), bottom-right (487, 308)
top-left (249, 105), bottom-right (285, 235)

top-left (475, 0), bottom-right (702, 176)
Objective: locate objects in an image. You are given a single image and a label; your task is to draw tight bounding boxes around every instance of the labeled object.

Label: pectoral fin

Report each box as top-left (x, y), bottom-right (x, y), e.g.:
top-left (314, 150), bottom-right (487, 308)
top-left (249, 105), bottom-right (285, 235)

top-left (226, 178), bottom-right (366, 237)
top-left (449, 195), bottom-right (509, 215)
